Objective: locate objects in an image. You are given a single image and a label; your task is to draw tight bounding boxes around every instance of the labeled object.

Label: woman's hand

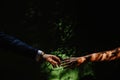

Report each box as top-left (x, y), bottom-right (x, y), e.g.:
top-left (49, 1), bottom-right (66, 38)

top-left (61, 57), bottom-right (86, 68)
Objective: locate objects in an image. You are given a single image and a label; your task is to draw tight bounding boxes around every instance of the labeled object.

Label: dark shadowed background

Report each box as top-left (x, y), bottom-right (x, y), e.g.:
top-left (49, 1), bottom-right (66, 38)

top-left (0, 0), bottom-right (120, 80)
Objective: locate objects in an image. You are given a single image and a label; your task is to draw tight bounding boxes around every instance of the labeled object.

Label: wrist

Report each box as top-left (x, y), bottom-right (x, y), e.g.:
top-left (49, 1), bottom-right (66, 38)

top-left (38, 50), bottom-right (45, 56)
top-left (36, 50), bottom-right (45, 62)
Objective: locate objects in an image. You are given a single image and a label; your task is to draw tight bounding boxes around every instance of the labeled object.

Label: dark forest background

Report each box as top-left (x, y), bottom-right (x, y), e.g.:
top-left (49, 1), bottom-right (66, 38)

top-left (0, 0), bottom-right (120, 80)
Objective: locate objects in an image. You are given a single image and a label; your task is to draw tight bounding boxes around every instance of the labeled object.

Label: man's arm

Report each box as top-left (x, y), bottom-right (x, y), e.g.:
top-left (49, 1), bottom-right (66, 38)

top-left (0, 32), bottom-right (60, 66)
top-left (0, 32), bottom-right (38, 59)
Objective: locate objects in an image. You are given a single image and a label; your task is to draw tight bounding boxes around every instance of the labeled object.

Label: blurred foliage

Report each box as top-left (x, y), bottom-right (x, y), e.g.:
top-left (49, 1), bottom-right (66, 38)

top-left (1, 1), bottom-right (120, 80)
top-left (40, 47), bottom-right (94, 80)
top-left (55, 18), bottom-right (74, 46)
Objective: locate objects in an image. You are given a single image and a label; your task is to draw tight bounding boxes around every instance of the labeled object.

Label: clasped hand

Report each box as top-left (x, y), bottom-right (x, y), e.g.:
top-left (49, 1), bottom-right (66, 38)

top-left (41, 54), bottom-right (86, 68)
top-left (61, 57), bottom-right (86, 68)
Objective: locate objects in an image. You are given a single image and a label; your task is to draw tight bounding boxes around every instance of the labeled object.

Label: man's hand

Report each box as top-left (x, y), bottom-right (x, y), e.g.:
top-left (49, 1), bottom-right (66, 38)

top-left (42, 54), bottom-right (61, 67)
top-left (36, 50), bottom-right (61, 67)
top-left (61, 57), bottom-right (86, 68)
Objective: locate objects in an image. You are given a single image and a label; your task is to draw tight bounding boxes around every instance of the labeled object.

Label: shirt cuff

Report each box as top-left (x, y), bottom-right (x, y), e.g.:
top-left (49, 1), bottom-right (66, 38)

top-left (36, 50), bottom-right (45, 62)
top-left (37, 50), bottom-right (45, 55)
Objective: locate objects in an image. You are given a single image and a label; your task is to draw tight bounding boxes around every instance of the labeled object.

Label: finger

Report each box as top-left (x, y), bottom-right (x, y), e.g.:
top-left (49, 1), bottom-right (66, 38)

top-left (51, 60), bottom-right (58, 67)
top-left (61, 58), bottom-right (77, 65)
top-left (52, 56), bottom-right (61, 64)
top-left (61, 61), bottom-right (76, 69)
top-left (47, 58), bottom-right (58, 67)
top-left (51, 61), bottom-right (58, 67)
top-left (60, 61), bottom-right (72, 66)
top-left (61, 59), bottom-right (71, 64)
top-left (62, 57), bottom-right (76, 62)
top-left (62, 62), bottom-right (75, 69)
top-left (61, 59), bottom-right (70, 63)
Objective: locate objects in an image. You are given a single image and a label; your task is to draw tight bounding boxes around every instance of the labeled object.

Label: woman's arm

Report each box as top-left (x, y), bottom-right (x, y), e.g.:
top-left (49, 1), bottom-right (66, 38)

top-left (84, 47), bottom-right (120, 62)
top-left (62, 47), bottom-right (120, 68)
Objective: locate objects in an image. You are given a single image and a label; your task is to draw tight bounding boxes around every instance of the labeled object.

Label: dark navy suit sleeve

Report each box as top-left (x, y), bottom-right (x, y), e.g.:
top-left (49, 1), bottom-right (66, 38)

top-left (0, 32), bottom-right (38, 59)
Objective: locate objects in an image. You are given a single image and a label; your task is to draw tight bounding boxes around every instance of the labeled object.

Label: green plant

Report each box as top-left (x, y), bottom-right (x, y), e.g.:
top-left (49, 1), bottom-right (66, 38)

top-left (40, 48), bottom-right (80, 80)
top-left (55, 18), bottom-right (74, 47)
top-left (39, 18), bottom-right (95, 80)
